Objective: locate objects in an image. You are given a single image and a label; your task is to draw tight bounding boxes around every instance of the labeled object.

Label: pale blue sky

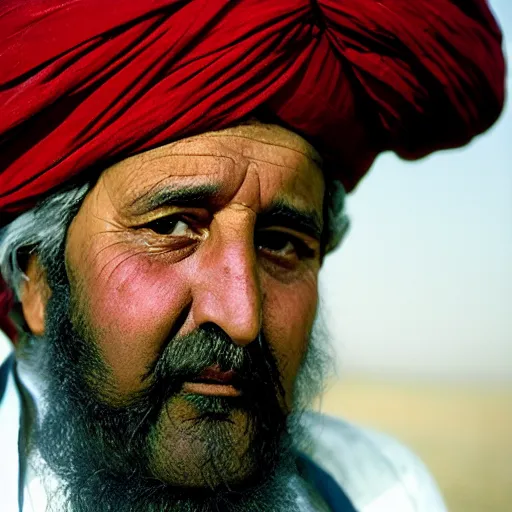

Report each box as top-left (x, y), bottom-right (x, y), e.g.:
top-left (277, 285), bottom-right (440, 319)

top-left (321, 0), bottom-right (511, 382)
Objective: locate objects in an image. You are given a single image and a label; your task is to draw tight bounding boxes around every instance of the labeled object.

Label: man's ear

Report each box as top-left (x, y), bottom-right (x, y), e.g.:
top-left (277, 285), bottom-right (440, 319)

top-left (19, 255), bottom-right (51, 336)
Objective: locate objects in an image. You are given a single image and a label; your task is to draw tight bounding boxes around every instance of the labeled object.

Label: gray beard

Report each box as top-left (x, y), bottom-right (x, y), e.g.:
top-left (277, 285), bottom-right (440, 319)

top-left (30, 353), bottom-right (329, 512)
top-left (33, 446), bottom-right (316, 512)
top-left (20, 270), bottom-right (331, 512)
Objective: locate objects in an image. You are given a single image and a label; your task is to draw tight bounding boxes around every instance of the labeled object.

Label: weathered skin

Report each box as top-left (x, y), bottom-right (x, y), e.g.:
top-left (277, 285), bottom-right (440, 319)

top-left (24, 123), bottom-right (326, 487)
top-left (65, 123), bottom-right (324, 399)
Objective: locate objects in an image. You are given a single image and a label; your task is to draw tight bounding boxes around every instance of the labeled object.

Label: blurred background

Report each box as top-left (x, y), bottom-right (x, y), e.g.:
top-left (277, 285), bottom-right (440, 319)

top-left (317, 1), bottom-right (511, 511)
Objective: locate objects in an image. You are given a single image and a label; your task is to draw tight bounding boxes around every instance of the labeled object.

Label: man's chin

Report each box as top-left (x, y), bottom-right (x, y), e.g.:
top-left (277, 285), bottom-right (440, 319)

top-left (148, 393), bottom-right (266, 489)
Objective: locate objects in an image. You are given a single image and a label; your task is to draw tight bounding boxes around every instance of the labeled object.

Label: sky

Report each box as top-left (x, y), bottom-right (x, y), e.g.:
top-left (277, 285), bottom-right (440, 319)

top-left (320, 0), bottom-right (511, 383)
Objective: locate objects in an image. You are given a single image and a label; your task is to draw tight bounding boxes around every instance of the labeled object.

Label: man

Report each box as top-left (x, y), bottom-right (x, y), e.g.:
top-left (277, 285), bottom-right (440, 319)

top-left (0, 1), bottom-right (505, 511)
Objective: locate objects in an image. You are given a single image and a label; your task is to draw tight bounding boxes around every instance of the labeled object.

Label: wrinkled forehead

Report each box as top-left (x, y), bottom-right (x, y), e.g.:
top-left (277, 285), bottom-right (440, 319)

top-left (99, 123), bottom-right (325, 213)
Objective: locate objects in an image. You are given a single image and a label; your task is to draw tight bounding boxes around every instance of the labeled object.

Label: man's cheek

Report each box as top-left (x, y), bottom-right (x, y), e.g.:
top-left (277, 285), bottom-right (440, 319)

top-left (263, 276), bottom-right (318, 399)
top-left (76, 249), bottom-right (191, 392)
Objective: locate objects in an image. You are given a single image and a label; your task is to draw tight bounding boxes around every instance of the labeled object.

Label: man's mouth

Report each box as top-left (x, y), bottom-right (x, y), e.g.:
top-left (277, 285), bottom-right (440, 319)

top-left (182, 366), bottom-right (242, 397)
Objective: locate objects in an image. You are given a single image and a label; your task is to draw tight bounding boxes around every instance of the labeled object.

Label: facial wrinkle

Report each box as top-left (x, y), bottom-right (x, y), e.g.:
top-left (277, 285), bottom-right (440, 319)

top-left (223, 160), bottom-right (261, 216)
top-left (197, 130), bottom-right (322, 167)
top-left (112, 153), bottom-right (238, 212)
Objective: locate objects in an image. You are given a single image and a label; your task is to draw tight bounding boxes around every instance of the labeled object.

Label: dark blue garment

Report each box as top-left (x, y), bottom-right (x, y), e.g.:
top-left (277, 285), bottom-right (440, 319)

top-left (297, 453), bottom-right (358, 512)
top-left (0, 353), bottom-right (25, 512)
top-left (0, 352), bottom-right (14, 401)
top-left (0, 355), bottom-right (26, 512)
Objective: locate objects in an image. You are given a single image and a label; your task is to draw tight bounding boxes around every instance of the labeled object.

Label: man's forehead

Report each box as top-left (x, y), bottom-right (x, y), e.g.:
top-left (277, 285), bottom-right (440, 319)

top-left (136, 123), bottom-right (322, 163)
top-left (100, 123), bottom-right (324, 210)
top-left (193, 123), bottom-right (323, 165)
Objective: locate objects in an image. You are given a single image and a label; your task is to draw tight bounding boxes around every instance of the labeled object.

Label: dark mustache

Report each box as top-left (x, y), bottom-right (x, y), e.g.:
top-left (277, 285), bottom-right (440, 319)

top-left (144, 324), bottom-right (285, 403)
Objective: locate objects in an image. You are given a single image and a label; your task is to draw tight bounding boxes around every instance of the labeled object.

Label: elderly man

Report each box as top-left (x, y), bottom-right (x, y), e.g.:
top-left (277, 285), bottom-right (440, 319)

top-left (0, 1), bottom-right (505, 511)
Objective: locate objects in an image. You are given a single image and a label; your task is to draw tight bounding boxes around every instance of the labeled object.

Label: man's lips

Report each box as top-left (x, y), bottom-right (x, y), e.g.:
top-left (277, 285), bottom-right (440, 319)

top-left (182, 382), bottom-right (241, 397)
top-left (182, 366), bottom-right (241, 397)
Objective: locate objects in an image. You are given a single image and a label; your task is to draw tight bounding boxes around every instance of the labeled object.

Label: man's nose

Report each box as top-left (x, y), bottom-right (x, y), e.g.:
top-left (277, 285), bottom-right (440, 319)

top-left (190, 236), bottom-right (262, 347)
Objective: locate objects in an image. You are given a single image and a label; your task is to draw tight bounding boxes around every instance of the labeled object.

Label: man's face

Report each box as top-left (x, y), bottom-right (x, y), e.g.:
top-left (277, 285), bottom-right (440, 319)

top-left (54, 123), bottom-right (325, 492)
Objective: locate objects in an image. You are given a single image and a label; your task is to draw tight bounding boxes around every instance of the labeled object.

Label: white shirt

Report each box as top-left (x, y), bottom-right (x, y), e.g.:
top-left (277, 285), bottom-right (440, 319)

top-left (0, 331), bottom-right (448, 512)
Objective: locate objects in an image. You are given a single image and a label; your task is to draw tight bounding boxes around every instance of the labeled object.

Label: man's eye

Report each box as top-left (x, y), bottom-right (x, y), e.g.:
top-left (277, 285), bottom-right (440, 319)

top-left (255, 230), bottom-right (314, 259)
top-left (146, 217), bottom-right (192, 236)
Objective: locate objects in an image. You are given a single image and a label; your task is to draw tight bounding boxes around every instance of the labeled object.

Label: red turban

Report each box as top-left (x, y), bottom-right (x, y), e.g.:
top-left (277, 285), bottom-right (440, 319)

top-left (0, 0), bottom-right (506, 342)
top-left (0, 0), bottom-right (505, 222)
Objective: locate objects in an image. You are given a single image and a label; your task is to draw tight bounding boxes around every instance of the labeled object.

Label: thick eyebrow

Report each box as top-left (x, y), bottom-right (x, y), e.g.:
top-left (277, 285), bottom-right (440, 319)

top-left (127, 184), bottom-right (220, 215)
top-left (257, 201), bottom-right (323, 241)
top-left (126, 185), bottom-right (322, 239)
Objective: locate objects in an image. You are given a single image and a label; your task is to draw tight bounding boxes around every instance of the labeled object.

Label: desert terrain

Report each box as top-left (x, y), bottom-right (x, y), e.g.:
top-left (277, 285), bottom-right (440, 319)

top-left (317, 378), bottom-right (512, 512)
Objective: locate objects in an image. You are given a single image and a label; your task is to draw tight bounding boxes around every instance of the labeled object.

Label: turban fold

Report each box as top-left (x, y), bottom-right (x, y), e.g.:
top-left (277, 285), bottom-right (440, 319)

top-left (0, 0), bottom-right (505, 222)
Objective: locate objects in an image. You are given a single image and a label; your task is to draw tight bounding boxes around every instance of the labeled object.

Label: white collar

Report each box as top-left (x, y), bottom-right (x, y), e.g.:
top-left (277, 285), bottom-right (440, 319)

top-left (0, 330), bottom-right (22, 511)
